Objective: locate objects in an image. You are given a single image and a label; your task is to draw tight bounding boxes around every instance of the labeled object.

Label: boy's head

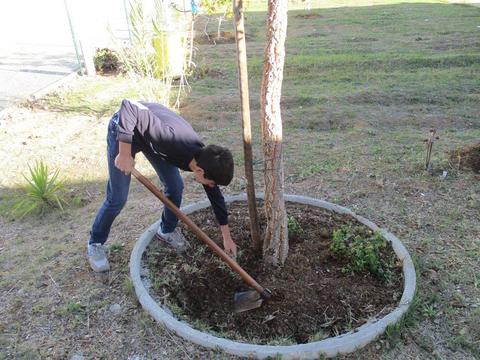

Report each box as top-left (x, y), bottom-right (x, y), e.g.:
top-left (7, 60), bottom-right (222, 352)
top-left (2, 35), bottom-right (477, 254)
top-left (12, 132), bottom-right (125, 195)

top-left (194, 145), bottom-right (234, 186)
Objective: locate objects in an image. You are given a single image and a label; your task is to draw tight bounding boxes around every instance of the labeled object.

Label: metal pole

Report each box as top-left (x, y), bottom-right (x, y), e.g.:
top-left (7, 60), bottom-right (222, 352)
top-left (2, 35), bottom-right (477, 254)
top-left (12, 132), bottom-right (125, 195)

top-left (123, 0), bottom-right (133, 45)
top-left (233, 0), bottom-right (261, 250)
top-left (63, 0), bottom-right (84, 74)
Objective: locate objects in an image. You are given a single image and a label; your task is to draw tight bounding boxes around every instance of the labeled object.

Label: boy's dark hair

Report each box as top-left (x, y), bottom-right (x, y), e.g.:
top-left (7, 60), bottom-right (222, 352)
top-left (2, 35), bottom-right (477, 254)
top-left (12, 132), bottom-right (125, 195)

top-left (194, 145), bottom-right (234, 186)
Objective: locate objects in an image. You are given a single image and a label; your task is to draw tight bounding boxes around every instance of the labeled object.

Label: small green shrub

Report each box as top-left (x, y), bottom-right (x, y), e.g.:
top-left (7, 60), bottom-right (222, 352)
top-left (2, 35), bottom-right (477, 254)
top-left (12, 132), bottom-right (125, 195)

top-left (109, 242), bottom-right (124, 252)
top-left (330, 225), bottom-right (394, 281)
top-left (61, 301), bottom-right (86, 315)
top-left (12, 161), bottom-right (67, 218)
top-left (287, 216), bottom-right (304, 237)
top-left (93, 48), bottom-right (122, 74)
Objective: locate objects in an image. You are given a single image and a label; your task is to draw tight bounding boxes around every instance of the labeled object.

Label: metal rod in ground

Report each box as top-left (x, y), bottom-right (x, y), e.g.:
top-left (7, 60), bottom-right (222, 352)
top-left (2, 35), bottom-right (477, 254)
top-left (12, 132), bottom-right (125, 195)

top-left (63, 0), bottom-right (84, 75)
top-left (123, 0), bottom-right (133, 45)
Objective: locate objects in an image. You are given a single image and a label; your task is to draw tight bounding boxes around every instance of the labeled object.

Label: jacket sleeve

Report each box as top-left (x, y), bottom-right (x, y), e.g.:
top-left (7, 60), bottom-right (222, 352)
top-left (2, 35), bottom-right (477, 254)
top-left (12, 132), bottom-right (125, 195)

top-left (117, 99), bottom-right (150, 143)
top-left (203, 185), bottom-right (228, 225)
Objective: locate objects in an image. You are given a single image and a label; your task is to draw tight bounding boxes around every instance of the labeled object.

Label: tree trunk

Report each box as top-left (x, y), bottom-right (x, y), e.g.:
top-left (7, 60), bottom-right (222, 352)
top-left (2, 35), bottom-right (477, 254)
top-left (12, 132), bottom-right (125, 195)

top-left (233, 0), bottom-right (262, 250)
top-left (261, 0), bottom-right (288, 265)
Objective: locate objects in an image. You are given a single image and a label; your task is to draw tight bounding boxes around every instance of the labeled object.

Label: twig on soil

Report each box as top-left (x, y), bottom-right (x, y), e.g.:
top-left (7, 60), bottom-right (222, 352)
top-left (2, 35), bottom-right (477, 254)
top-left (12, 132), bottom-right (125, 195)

top-left (320, 318), bottom-right (338, 328)
top-left (164, 329), bottom-right (193, 360)
top-left (452, 242), bottom-right (466, 251)
top-left (108, 270), bottom-right (124, 286)
top-left (372, 305), bottom-right (390, 319)
top-left (302, 313), bottom-right (316, 322)
top-left (37, 326), bottom-right (50, 336)
top-left (48, 273), bottom-right (64, 299)
top-left (5, 287), bottom-right (16, 296)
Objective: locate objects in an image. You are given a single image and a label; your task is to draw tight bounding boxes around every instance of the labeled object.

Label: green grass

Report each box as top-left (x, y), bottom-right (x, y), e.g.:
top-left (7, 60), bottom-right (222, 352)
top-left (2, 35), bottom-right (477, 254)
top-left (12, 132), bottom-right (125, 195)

top-left (384, 285), bottom-right (421, 347)
top-left (197, 1), bottom-right (480, 131)
top-left (41, 76), bottom-right (138, 118)
top-left (287, 216), bottom-right (304, 236)
top-left (109, 242), bottom-right (125, 252)
top-left (190, 1), bottom-right (480, 184)
top-left (60, 301), bottom-right (87, 315)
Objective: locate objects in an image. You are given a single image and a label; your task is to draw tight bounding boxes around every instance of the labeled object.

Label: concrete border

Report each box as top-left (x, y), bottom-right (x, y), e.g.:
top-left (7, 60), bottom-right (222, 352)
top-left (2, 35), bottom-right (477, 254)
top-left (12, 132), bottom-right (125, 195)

top-left (130, 194), bottom-right (416, 359)
top-left (0, 69), bottom-right (79, 120)
top-left (29, 69), bottom-right (80, 101)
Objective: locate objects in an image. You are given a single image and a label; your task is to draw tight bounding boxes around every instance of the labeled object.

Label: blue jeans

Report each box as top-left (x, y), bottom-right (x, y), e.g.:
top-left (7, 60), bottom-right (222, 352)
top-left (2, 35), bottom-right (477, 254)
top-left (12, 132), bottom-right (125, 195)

top-left (89, 114), bottom-right (184, 245)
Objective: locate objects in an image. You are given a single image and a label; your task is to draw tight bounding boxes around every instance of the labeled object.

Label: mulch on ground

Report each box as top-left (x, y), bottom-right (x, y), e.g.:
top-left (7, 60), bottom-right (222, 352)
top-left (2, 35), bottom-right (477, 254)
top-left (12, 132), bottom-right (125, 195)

top-left (144, 201), bottom-right (403, 344)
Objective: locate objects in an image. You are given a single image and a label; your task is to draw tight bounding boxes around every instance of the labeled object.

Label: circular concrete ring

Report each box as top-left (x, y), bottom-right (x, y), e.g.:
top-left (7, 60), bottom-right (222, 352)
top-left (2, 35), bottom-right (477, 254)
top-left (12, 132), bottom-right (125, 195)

top-left (130, 194), bottom-right (416, 359)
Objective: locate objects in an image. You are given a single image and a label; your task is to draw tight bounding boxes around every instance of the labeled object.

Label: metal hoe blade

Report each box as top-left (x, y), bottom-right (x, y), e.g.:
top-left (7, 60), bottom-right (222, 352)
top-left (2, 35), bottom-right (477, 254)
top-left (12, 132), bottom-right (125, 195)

top-left (234, 290), bottom-right (263, 313)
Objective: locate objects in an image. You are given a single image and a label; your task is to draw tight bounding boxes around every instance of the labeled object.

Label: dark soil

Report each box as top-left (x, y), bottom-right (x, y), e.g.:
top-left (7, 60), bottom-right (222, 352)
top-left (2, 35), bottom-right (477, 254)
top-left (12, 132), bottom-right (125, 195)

top-left (144, 202), bottom-right (403, 345)
top-left (194, 31), bottom-right (254, 45)
top-left (294, 13), bottom-right (324, 19)
top-left (449, 142), bottom-right (480, 173)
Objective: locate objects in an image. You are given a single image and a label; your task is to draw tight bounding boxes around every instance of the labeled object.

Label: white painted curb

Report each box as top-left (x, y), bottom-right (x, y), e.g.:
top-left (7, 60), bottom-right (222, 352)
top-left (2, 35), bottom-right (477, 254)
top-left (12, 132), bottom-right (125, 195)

top-left (130, 194), bottom-right (416, 359)
top-left (0, 70), bottom-right (79, 120)
top-left (30, 70), bottom-right (80, 101)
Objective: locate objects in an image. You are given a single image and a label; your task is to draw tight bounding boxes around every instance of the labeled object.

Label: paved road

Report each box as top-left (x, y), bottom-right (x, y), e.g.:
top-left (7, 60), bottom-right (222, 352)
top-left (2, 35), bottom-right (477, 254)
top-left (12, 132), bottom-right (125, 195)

top-left (0, 1), bottom-right (80, 111)
top-left (0, 0), bottom-right (127, 111)
top-left (0, 45), bottom-right (78, 111)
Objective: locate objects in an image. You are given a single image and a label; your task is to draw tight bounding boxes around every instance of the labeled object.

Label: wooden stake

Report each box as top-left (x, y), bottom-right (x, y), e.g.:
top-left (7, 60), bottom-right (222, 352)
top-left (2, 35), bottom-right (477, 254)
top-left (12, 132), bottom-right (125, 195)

top-left (233, 0), bottom-right (262, 250)
top-left (424, 128), bottom-right (439, 171)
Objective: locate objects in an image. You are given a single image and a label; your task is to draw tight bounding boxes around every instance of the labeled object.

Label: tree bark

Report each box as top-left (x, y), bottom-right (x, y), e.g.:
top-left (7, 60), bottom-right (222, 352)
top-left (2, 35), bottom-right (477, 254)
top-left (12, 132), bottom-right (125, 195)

top-left (261, 0), bottom-right (288, 265)
top-left (233, 0), bottom-right (262, 250)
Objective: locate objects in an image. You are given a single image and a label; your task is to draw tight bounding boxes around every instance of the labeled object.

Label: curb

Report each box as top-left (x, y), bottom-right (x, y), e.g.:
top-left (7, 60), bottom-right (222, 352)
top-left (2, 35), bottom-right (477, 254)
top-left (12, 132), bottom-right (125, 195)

top-left (130, 194), bottom-right (416, 359)
top-left (29, 69), bottom-right (80, 101)
top-left (0, 69), bottom-right (79, 120)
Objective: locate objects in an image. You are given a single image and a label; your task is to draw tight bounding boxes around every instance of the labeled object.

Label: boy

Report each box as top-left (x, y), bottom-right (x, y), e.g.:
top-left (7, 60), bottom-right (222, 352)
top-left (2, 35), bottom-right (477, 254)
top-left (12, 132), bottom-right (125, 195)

top-left (88, 99), bottom-right (237, 272)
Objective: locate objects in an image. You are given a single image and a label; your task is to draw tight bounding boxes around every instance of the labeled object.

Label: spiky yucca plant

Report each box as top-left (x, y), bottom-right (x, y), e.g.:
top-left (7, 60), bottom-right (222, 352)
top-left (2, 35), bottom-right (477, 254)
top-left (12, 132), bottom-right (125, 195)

top-left (12, 161), bottom-right (67, 217)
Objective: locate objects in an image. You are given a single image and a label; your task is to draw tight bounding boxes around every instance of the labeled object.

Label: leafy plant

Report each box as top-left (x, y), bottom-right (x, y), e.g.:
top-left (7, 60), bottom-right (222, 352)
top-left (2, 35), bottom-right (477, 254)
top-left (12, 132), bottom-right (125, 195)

top-left (111, 0), bottom-right (193, 105)
top-left (109, 242), bottom-right (125, 252)
top-left (421, 303), bottom-right (436, 318)
top-left (123, 275), bottom-right (136, 299)
top-left (61, 301), bottom-right (86, 315)
top-left (93, 48), bottom-right (122, 74)
top-left (330, 225), bottom-right (394, 281)
top-left (12, 161), bottom-right (67, 218)
top-left (287, 216), bottom-right (304, 237)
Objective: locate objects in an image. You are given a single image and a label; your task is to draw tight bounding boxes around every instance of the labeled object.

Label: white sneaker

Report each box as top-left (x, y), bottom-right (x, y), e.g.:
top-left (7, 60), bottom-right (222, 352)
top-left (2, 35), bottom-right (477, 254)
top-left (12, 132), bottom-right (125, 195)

top-left (87, 243), bottom-right (110, 272)
top-left (155, 228), bottom-right (187, 253)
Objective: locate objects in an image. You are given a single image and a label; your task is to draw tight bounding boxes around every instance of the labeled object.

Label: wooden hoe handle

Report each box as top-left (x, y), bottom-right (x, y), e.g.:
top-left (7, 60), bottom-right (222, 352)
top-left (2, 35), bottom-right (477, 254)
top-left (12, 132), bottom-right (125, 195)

top-left (131, 167), bottom-right (267, 296)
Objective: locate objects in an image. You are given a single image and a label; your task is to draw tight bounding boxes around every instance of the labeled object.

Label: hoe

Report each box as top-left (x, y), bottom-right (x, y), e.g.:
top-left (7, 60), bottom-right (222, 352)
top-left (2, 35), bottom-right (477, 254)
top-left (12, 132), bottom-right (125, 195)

top-left (132, 168), bottom-right (272, 313)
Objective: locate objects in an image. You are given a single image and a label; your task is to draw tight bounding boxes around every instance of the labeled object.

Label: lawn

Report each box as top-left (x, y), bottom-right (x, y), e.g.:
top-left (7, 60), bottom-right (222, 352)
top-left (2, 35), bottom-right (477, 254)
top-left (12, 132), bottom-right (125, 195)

top-left (0, 0), bottom-right (479, 358)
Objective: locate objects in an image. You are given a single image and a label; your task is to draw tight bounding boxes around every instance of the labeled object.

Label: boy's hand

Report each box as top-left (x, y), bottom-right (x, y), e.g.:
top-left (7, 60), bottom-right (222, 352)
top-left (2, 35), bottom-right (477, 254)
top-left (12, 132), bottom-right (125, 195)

top-left (223, 237), bottom-right (237, 259)
top-left (115, 153), bottom-right (135, 175)
top-left (220, 224), bottom-right (237, 259)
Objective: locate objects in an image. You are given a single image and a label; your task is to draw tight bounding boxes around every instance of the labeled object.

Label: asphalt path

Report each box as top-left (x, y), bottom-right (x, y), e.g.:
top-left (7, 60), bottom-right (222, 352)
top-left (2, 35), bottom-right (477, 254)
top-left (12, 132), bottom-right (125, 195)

top-left (0, 45), bottom-right (78, 111)
top-left (0, 1), bottom-right (80, 111)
